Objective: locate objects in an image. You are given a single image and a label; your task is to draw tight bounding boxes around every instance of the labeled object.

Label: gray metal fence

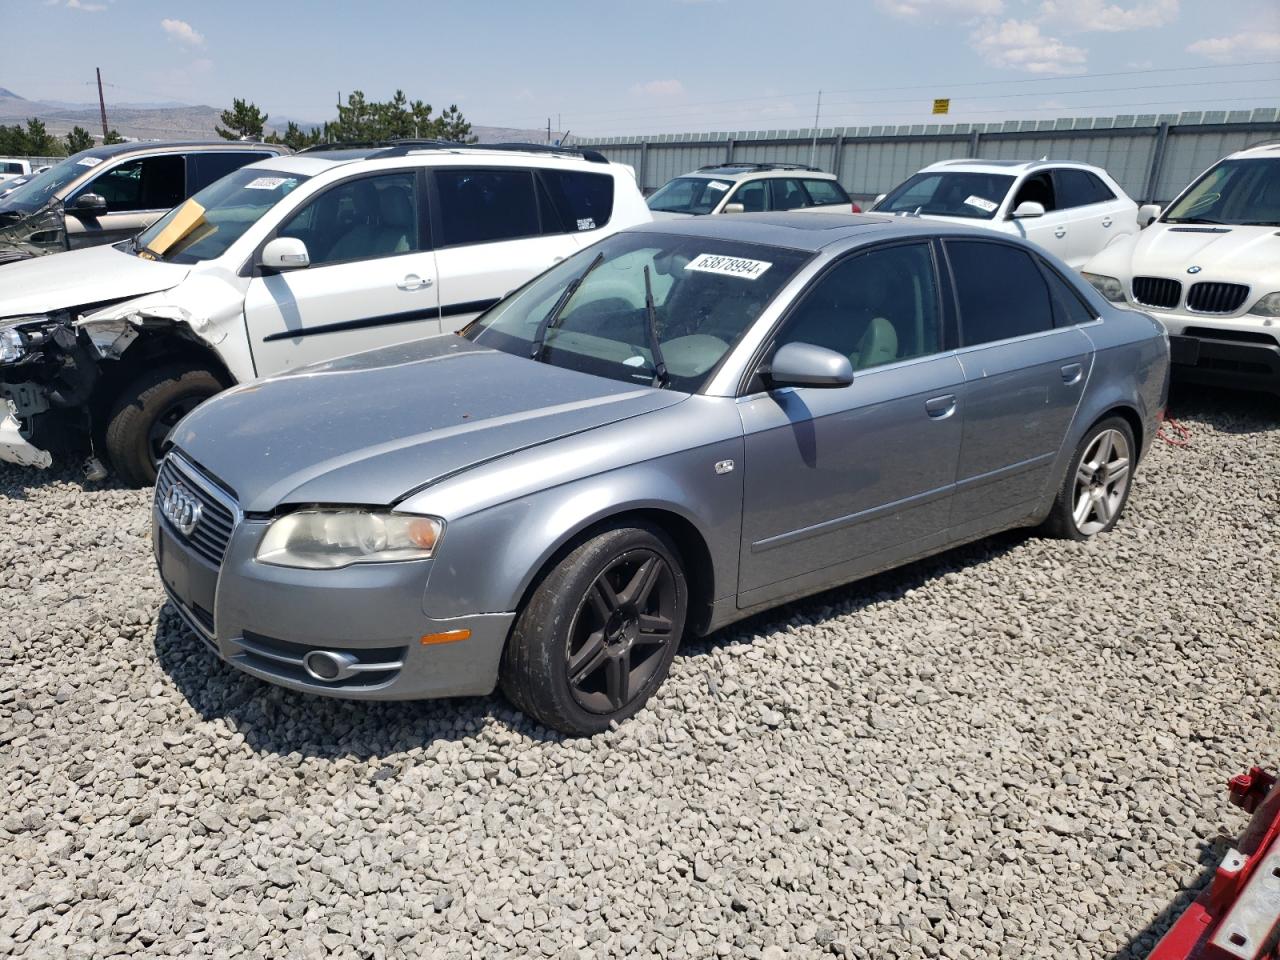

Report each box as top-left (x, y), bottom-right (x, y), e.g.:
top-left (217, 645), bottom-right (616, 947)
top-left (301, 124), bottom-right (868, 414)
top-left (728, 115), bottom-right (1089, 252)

top-left (579, 107), bottom-right (1280, 204)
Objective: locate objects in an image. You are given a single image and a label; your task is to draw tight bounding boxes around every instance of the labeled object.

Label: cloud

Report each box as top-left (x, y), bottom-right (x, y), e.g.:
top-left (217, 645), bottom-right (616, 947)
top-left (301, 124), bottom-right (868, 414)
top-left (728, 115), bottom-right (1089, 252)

top-left (1187, 31), bottom-right (1280, 61)
top-left (161, 18), bottom-right (205, 46)
top-left (630, 79), bottom-right (685, 97)
top-left (876, 0), bottom-right (1003, 18)
top-left (970, 18), bottom-right (1088, 73)
top-left (1040, 0), bottom-right (1178, 32)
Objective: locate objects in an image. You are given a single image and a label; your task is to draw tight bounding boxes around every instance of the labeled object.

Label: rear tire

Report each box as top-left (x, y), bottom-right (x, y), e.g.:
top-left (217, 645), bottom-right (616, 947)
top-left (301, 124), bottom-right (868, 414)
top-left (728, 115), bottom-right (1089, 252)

top-left (1043, 416), bottom-right (1135, 540)
top-left (500, 522), bottom-right (688, 736)
top-left (104, 364), bottom-right (224, 487)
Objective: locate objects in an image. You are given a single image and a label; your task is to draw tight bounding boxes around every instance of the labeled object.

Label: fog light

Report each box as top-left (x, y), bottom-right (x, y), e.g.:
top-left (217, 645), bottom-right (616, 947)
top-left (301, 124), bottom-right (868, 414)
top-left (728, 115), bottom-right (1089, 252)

top-left (302, 649), bottom-right (359, 681)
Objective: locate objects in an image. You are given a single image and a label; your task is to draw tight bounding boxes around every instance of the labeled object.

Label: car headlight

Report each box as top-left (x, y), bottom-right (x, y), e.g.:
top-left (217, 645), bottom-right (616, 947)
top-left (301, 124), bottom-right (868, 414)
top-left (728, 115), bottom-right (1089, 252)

top-left (1248, 292), bottom-right (1280, 319)
top-left (0, 326), bottom-right (24, 363)
top-left (256, 510), bottom-right (443, 569)
top-left (1082, 273), bottom-right (1125, 303)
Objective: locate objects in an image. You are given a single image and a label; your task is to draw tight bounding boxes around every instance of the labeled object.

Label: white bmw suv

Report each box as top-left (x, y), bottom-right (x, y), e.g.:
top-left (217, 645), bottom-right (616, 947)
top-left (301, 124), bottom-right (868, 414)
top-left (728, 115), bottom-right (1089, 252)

top-left (0, 141), bottom-right (651, 484)
top-left (1082, 141), bottom-right (1280, 397)
top-left (873, 159), bottom-right (1139, 269)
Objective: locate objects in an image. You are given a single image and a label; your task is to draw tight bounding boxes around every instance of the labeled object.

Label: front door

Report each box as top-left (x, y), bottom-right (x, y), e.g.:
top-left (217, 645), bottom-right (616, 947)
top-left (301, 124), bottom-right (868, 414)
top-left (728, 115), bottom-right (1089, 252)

top-left (1007, 171), bottom-right (1071, 263)
top-left (943, 238), bottom-right (1092, 535)
top-left (65, 153), bottom-right (186, 249)
top-left (244, 170), bottom-right (440, 376)
top-left (429, 167), bottom-right (579, 331)
top-left (737, 241), bottom-right (964, 608)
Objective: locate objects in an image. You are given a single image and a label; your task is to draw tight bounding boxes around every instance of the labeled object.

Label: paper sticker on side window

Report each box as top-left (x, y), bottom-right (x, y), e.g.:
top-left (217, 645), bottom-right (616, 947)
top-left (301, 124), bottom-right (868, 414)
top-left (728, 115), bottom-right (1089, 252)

top-left (77, 157), bottom-right (103, 168)
top-left (964, 195), bottom-right (998, 213)
top-left (577, 217), bottom-right (596, 231)
top-left (685, 253), bottom-right (772, 280)
top-left (245, 177), bottom-right (290, 191)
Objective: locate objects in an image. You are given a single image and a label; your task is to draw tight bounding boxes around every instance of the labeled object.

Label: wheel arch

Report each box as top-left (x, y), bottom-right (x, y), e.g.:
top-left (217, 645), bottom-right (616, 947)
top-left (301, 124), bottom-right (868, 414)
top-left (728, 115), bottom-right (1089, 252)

top-left (88, 333), bottom-right (234, 431)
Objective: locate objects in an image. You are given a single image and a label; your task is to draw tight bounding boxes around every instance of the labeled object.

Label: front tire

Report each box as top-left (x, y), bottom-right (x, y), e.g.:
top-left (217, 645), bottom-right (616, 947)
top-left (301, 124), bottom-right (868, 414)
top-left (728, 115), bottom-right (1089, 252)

top-left (1043, 416), bottom-right (1136, 540)
top-left (500, 522), bottom-right (688, 736)
top-left (104, 364), bottom-right (224, 487)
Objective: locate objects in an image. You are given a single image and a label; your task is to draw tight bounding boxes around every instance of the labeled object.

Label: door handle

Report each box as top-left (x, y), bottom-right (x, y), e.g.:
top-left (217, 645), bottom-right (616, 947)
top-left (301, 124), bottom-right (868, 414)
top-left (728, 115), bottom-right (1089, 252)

top-left (1101, 217), bottom-right (1113, 228)
top-left (397, 274), bottom-right (434, 291)
top-left (925, 394), bottom-right (957, 420)
top-left (1054, 227), bottom-right (1067, 238)
top-left (1061, 362), bottom-right (1084, 385)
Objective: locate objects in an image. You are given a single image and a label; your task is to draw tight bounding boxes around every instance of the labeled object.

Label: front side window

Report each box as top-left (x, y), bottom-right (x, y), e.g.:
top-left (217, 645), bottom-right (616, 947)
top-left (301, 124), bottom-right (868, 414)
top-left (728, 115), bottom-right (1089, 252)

top-left (280, 172), bottom-right (420, 266)
top-left (878, 172), bottom-right (1015, 220)
top-left (539, 169), bottom-right (614, 233)
top-left (775, 242), bottom-right (940, 371)
top-left (801, 179), bottom-right (851, 206)
top-left (1053, 168), bottom-right (1115, 209)
top-left (436, 168), bottom-right (539, 245)
top-left (466, 232), bottom-right (810, 392)
top-left (729, 180), bottom-right (767, 212)
top-left (76, 155), bottom-right (185, 213)
top-left (1164, 158), bottom-right (1280, 226)
top-left (1011, 172), bottom-right (1057, 213)
top-left (135, 166), bottom-right (309, 264)
top-left (947, 240), bottom-right (1054, 345)
top-left (646, 177), bottom-right (730, 215)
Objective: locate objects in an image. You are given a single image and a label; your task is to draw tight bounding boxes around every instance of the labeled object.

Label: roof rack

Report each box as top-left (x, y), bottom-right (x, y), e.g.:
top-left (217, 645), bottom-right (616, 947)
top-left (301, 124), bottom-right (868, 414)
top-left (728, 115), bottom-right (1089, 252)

top-left (297, 138), bottom-right (608, 163)
top-left (696, 161), bottom-right (821, 172)
top-left (1244, 138), bottom-right (1280, 151)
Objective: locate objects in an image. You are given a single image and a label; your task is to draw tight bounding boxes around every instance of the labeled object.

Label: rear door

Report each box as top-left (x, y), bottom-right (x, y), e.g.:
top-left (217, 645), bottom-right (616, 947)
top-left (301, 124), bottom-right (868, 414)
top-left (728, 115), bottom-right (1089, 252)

top-left (65, 152), bottom-right (186, 248)
top-left (429, 166), bottom-right (580, 331)
top-left (1051, 167), bottom-right (1125, 267)
top-left (243, 169), bottom-right (440, 375)
top-left (944, 238), bottom-right (1092, 536)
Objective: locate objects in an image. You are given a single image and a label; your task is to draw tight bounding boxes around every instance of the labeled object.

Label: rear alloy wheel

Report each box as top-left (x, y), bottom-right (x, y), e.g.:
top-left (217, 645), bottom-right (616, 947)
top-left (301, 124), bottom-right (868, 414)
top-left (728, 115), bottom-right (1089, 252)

top-left (501, 523), bottom-right (687, 735)
top-left (1044, 416), bottom-right (1135, 540)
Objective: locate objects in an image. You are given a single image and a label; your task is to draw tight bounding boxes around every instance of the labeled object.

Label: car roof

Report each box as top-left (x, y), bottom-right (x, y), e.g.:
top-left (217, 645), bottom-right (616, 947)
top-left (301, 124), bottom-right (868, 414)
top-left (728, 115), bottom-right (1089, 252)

top-left (629, 211), bottom-right (986, 252)
top-left (251, 145), bottom-right (627, 179)
top-left (680, 164), bottom-right (836, 181)
top-left (921, 157), bottom-right (1107, 175)
top-left (1232, 140), bottom-right (1280, 159)
top-left (70, 140), bottom-right (286, 162)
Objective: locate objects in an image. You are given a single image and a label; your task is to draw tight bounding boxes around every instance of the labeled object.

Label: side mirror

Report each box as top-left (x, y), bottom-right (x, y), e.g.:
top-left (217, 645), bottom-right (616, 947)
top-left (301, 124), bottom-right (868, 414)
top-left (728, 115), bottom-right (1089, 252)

top-left (260, 237), bottom-right (310, 271)
top-left (68, 193), bottom-right (107, 218)
top-left (721, 202), bottom-right (745, 215)
top-left (1010, 201), bottom-right (1045, 219)
top-left (873, 193), bottom-right (886, 206)
top-left (765, 342), bottom-right (853, 390)
top-left (1138, 204), bottom-right (1161, 228)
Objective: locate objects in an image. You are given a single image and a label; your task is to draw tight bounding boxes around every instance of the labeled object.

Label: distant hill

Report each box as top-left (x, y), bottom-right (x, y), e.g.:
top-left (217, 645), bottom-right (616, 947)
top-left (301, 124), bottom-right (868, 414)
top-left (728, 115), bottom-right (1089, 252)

top-left (0, 86), bottom-right (557, 148)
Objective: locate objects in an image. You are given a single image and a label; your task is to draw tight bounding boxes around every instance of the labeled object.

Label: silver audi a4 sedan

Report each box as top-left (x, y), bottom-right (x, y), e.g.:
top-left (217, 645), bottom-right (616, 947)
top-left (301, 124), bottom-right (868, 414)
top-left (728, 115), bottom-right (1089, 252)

top-left (153, 214), bottom-right (1169, 735)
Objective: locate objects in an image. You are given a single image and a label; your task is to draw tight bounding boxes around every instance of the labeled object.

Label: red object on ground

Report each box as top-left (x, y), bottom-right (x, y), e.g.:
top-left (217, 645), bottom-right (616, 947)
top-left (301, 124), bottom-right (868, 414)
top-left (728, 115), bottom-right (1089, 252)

top-left (1148, 767), bottom-right (1280, 959)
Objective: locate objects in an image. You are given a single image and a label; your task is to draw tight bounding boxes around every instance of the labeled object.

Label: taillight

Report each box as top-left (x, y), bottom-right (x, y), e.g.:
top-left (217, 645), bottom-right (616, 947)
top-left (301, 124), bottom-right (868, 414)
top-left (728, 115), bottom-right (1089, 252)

top-left (851, 203), bottom-right (861, 213)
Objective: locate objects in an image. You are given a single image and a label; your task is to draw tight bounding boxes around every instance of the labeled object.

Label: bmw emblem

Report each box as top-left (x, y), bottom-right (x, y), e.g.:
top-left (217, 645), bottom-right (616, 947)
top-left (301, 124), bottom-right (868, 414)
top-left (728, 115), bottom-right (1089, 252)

top-left (1187, 265), bottom-right (1202, 274)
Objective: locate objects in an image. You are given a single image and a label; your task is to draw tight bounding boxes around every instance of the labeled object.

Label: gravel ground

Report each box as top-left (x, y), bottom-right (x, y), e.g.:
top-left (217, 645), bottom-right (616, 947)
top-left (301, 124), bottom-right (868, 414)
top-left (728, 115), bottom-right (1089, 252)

top-left (1, 387), bottom-right (1277, 960)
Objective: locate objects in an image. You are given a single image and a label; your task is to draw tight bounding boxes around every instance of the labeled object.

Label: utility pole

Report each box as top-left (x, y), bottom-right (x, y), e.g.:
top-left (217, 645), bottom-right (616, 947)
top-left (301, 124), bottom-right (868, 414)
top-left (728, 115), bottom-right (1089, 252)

top-left (547, 117), bottom-right (551, 144)
top-left (96, 67), bottom-right (109, 140)
top-left (808, 90), bottom-right (822, 169)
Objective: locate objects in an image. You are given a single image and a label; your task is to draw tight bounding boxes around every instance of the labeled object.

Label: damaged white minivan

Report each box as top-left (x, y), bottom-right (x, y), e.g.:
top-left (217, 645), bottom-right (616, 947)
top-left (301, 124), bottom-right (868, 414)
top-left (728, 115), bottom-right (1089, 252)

top-left (0, 141), bottom-right (650, 485)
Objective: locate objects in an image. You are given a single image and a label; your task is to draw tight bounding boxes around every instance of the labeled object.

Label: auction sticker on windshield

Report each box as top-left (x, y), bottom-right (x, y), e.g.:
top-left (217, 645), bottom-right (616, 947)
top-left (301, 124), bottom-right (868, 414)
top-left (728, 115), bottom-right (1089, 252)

top-left (964, 195), bottom-right (998, 213)
top-left (685, 253), bottom-right (772, 280)
top-left (245, 177), bottom-right (292, 191)
top-left (77, 157), bottom-right (103, 168)
top-left (707, 181), bottom-right (731, 192)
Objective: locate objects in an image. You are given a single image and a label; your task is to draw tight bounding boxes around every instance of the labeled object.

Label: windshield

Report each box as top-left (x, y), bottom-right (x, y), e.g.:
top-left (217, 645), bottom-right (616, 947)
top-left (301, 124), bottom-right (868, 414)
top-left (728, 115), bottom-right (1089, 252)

top-left (465, 232), bottom-right (810, 391)
top-left (135, 166), bottom-right (308, 263)
top-left (647, 177), bottom-right (734, 215)
top-left (877, 171), bottom-right (1015, 220)
top-left (0, 153), bottom-right (99, 215)
top-left (1164, 158), bottom-right (1280, 226)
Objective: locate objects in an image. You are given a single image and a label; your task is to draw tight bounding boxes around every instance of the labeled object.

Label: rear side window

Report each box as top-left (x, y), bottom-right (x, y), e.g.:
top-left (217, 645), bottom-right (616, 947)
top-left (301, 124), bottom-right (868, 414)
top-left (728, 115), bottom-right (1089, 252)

top-left (1053, 168), bottom-right (1115, 208)
top-left (188, 152), bottom-right (272, 195)
top-left (436, 168), bottom-right (540, 246)
top-left (1041, 262), bottom-right (1099, 326)
top-left (769, 178), bottom-right (809, 211)
top-left (800, 179), bottom-right (850, 206)
top-left (539, 169), bottom-right (614, 233)
top-left (947, 240), bottom-right (1054, 345)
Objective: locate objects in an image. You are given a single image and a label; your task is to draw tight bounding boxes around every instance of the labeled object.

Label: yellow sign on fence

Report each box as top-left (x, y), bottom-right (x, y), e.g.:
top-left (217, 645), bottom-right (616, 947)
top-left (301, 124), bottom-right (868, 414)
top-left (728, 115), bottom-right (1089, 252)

top-left (932, 98), bottom-right (950, 115)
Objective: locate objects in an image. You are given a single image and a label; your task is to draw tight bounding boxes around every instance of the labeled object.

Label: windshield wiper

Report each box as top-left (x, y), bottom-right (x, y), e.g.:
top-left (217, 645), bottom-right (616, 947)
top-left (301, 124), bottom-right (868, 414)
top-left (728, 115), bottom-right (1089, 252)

top-left (1164, 217), bottom-right (1226, 224)
top-left (529, 252), bottom-right (604, 361)
top-left (642, 265), bottom-right (669, 389)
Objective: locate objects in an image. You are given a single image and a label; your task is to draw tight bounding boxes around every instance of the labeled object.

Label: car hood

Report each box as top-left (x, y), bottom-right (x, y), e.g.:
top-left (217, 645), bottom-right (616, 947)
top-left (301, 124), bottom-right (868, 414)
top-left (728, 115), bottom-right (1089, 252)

top-left (1099, 223), bottom-right (1280, 282)
top-left (171, 336), bottom-right (688, 513)
top-left (0, 242), bottom-right (190, 317)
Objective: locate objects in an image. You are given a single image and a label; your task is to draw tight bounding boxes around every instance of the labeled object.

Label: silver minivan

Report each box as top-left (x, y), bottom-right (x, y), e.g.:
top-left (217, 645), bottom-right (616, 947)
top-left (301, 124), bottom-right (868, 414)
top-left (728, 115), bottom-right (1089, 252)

top-left (0, 141), bottom-right (288, 264)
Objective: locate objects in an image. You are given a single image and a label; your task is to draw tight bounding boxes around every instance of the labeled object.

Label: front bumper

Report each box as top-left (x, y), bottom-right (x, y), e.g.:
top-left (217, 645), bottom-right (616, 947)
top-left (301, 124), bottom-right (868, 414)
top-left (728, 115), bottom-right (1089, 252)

top-left (1145, 311), bottom-right (1280, 396)
top-left (0, 405), bottom-right (51, 468)
top-left (152, 457), bottom-right (513, 701)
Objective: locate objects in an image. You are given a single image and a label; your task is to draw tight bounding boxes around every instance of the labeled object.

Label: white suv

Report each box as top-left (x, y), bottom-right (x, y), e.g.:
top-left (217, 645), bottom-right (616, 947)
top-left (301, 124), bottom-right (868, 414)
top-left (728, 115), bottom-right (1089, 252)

top-left (1082, 141), bottom-right (1280, 396)
top-left (646, 163), bottom-right (860, 219)
top-left (0, 141), bottom-right (651, 484)
top-left (873, 159), bottom-right (1138, 269)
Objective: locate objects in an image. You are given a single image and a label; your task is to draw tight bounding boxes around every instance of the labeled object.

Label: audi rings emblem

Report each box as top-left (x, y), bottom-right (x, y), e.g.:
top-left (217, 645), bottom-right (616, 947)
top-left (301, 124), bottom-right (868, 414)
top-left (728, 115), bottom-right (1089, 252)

top-left (162, 484), bottom-right (203, 536)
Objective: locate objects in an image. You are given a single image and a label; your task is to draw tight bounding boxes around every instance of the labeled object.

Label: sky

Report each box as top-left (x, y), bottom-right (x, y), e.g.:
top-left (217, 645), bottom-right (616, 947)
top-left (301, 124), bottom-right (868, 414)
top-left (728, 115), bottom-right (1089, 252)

top-left (3, 0), bottom-right (1278, 136)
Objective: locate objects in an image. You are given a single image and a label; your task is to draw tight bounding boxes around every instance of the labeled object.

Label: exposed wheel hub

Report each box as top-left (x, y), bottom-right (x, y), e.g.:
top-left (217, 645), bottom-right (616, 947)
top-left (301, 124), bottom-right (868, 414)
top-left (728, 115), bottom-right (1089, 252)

top-left (604, 606), bottom-right (639, 649)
